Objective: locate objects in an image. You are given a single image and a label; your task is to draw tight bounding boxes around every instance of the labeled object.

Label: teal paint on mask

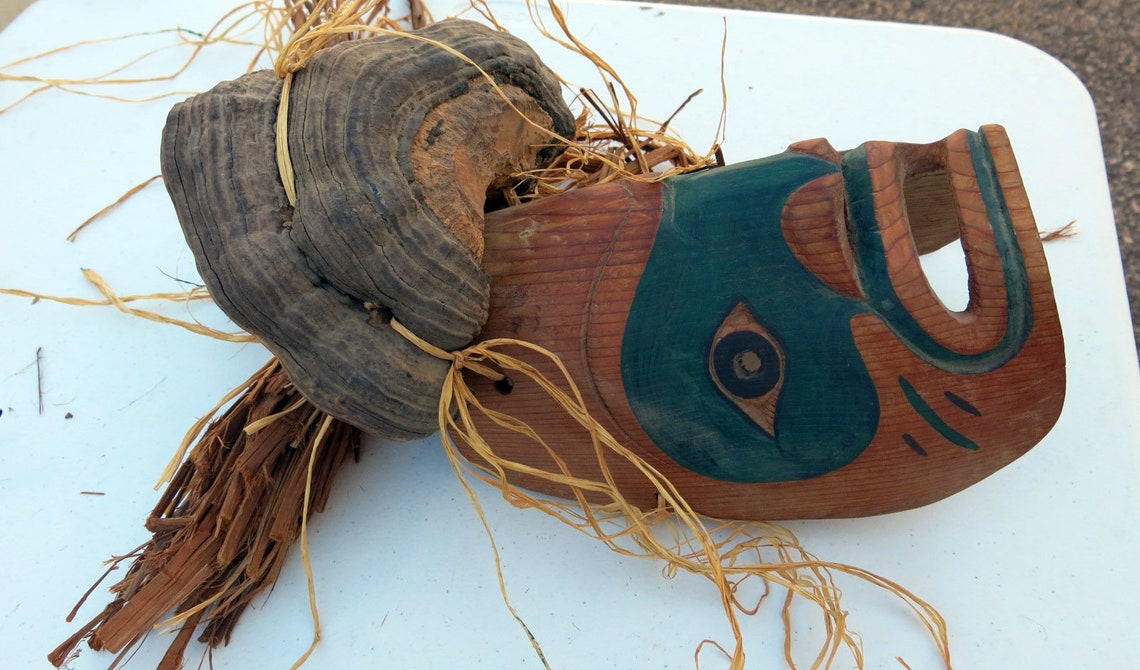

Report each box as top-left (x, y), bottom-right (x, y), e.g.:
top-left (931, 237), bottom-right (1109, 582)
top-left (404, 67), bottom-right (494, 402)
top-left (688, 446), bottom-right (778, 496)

top-left (620, 131), bottom-right (1032, 483)
top-left (621, 153), bottom-right (879, 482)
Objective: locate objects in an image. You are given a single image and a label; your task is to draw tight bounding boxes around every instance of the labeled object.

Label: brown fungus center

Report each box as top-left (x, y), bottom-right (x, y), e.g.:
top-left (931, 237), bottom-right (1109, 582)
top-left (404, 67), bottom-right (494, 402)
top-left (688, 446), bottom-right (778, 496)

top-left (412, 80), bottom-right (555, 260)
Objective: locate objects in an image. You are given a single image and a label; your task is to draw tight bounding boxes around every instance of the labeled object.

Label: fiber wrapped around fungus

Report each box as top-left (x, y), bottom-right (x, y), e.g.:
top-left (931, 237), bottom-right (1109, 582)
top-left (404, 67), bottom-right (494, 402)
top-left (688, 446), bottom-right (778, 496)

top-left (162, 19), bottom-right (575, 438)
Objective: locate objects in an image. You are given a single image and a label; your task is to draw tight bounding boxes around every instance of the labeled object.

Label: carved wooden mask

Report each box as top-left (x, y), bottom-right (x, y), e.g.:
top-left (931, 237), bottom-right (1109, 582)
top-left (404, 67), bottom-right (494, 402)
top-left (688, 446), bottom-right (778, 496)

top-left (477, 125), bottom-right (1065, 519)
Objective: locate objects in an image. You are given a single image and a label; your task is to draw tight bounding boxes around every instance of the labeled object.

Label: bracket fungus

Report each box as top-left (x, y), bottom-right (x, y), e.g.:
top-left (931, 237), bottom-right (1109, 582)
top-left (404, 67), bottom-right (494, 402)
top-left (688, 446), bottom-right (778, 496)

top-left (163, 19), bottom-right (575, 439)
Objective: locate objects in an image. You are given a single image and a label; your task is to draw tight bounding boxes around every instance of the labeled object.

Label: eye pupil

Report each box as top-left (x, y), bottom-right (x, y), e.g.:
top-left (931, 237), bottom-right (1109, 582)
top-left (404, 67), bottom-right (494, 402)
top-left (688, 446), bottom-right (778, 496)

top-left (712, 331), bottom-right (780, 398)
top-left (734, 350), bottom-right (764, 377)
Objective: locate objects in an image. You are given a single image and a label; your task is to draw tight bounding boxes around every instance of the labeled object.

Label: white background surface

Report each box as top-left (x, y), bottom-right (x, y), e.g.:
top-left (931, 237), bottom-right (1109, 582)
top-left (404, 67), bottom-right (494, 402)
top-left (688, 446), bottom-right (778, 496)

top-left (1, 1), bottom-right (1137, 668)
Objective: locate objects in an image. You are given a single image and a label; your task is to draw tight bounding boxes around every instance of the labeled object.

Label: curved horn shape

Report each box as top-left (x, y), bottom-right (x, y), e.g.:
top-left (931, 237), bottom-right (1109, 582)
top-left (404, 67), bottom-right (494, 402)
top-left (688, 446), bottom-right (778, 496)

top-left (163, 20), bottom-right (575, 438)
top-left (841, 129), bottom-right (1033, 370)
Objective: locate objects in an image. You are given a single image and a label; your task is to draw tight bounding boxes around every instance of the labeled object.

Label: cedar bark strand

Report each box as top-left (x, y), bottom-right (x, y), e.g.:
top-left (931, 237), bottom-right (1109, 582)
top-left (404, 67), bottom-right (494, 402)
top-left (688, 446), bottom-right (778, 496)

top-left (49, 359), bottom-right (360, 668)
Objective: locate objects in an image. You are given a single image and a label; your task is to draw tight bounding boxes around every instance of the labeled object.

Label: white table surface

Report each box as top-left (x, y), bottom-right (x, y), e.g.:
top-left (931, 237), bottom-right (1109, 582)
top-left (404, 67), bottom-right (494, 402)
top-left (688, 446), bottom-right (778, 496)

top-left (2, 1), bottom-right (1137, 668)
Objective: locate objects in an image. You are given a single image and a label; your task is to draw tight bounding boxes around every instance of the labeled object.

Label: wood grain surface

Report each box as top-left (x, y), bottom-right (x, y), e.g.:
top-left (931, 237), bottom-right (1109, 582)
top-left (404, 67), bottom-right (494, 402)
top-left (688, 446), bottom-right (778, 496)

top-left (468, 125), bottom-right (1064, 519)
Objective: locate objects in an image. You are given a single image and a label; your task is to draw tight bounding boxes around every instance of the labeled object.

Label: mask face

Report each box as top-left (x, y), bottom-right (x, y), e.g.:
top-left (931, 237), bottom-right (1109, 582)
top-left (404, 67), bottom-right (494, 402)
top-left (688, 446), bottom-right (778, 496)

top-left (479, 125), bottom-right (1065, 519)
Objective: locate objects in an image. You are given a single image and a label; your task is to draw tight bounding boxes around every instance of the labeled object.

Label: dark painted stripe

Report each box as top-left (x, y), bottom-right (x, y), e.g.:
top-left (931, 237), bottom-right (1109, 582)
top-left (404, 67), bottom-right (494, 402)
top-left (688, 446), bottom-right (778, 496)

top-left (944, 391), bottom-right (983, 416)
top-left (899, 376), bottom-right (981, 451)
top-left (902, 433), bottom-right (928, 456)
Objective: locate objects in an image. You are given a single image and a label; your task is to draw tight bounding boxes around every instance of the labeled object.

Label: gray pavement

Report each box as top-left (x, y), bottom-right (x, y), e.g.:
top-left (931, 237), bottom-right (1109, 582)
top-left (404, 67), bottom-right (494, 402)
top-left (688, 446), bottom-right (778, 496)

top-left (3, 0), bottom-right (1136, 351)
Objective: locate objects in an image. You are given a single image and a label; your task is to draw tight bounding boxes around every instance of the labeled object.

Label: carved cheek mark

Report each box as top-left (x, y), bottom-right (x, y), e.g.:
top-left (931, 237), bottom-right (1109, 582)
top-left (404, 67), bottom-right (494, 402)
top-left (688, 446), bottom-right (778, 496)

top-left (707, 302), bottom-right (786, 437)
top-left (898, 376), bottom-right (982, 454)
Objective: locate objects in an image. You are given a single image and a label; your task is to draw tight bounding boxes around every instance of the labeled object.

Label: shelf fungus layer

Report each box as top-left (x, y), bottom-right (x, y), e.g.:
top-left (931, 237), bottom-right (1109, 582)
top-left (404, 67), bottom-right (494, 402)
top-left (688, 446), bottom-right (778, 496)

top-left (162, 20), bottom-right (575, 439)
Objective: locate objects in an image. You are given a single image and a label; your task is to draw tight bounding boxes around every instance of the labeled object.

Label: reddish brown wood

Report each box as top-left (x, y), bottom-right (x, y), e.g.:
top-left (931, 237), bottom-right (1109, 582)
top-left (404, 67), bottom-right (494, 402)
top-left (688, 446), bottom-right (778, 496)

top-left (467, 125), bottom-right (1064, 520)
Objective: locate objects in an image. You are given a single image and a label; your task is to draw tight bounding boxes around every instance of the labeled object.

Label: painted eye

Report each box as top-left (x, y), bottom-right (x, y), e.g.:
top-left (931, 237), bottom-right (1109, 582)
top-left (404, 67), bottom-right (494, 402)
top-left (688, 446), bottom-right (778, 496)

top-left (712, 331), bottom-right (780, 398)
top-left (708, 302), bottom-right (785, 437)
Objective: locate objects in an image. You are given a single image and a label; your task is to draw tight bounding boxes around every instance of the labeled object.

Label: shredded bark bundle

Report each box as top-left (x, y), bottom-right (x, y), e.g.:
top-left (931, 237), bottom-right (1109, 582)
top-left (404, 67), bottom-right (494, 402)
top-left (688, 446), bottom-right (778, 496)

top-left (49, 360), bottom-right (360, 668)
